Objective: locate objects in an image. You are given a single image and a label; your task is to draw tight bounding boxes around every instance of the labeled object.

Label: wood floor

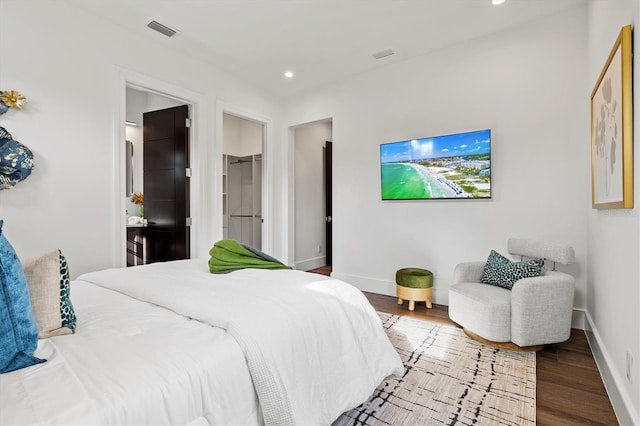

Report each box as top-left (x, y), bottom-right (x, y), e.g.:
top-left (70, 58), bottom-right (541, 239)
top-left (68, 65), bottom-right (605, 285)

top-left (307, 266), bottom-right (619, 425)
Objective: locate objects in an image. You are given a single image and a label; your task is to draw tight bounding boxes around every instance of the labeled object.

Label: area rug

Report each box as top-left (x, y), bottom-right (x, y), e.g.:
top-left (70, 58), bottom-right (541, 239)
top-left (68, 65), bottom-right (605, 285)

top-left (334, 312), bottom-right (536, 426)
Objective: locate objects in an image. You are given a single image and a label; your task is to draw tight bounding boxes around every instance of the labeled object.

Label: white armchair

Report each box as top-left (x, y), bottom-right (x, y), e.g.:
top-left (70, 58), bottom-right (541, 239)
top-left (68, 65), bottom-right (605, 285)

top-left (448, 238), bottom-right (575, 350)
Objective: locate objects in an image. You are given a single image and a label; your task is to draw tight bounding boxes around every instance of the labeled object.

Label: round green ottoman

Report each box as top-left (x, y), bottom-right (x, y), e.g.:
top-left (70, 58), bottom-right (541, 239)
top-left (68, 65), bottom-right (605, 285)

top-left (396, 268), bottom-right (433, 311)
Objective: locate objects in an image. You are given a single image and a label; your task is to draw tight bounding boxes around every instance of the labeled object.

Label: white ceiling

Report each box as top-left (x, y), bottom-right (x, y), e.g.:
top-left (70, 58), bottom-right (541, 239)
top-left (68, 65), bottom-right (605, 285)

top-left (65, 0), bottom-right (586, 98)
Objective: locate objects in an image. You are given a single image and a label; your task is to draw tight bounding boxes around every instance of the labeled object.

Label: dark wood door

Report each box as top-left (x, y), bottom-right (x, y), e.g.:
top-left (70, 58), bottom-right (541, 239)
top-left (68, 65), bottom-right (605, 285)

top-left (324, 141), bottom-right (332, 266)
top-left (143, 105), bottom-right (190, 263)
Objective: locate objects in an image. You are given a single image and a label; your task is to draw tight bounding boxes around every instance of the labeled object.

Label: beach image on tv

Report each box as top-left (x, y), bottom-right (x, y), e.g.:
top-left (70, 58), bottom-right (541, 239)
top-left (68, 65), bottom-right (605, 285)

top-left (380, 129), bottom-right (491, 200)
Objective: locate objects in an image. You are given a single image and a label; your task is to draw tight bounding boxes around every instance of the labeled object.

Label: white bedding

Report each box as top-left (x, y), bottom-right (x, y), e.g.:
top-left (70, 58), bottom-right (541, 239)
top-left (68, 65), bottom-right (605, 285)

top-left (1, 259), bottom-right (403, 425)
top-left (0, 279), bottom-right (260, 425)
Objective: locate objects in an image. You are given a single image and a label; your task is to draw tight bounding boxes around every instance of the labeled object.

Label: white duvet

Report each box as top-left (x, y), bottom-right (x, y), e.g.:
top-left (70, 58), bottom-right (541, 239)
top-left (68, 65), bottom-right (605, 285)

top-left (77, 259), bottom-right (404, 425)
top-left (0, 277), bottom-right (261, 425)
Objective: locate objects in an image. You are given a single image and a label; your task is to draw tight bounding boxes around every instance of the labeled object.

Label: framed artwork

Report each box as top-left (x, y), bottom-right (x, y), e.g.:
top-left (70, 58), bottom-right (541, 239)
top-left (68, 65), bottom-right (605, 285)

top-left (591, 25), bottom-right (633, 209)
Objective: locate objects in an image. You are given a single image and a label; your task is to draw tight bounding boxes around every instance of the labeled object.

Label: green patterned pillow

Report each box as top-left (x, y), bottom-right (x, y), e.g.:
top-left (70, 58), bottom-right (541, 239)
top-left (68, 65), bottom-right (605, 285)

top-left (22, 250), bottom-right (76, 338)
top-left (480, 250), bottom-right (544, 290)
top-left (58, 252), bottom-right (76, 331)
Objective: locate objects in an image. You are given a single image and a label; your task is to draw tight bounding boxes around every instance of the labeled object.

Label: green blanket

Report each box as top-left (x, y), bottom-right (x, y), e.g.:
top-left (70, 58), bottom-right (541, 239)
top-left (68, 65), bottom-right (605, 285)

top-left (208, 239), bottom-right (291, 274)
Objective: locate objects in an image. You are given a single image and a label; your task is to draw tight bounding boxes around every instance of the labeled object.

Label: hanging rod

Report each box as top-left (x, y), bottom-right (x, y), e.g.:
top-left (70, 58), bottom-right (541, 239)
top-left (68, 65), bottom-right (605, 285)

top-left (228, 155), bottom-right (262, 165)
top-left (230, 214), bottom-right (262, 218)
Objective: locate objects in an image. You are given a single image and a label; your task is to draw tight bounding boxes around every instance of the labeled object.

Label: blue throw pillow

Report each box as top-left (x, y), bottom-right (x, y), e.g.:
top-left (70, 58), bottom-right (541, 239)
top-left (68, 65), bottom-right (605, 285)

top-left (480, 250), bottom-right (544, 290)
top-left (0, 220), bottom-right (46, 373)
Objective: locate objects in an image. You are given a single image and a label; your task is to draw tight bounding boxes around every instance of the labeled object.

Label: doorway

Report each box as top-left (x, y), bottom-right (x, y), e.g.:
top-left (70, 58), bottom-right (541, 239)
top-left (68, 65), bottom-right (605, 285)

top-left (293, 119), bottom-right (333, 271)
top-left (116, 75), bottom-right (202, 268)
top-left (125, 89), bottom-right (190, 264)
top-left (222, 113), bottom-right (264, 249)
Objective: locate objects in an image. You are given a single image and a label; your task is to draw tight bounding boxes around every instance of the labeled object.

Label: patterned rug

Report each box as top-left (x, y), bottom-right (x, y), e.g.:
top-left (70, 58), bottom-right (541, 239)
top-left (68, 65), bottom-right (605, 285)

top-left (334, 312), bottom-right (536, 426)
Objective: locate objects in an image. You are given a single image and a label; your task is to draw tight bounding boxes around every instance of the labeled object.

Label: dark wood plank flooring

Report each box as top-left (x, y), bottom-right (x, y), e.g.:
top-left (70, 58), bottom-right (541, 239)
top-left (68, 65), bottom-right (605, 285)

top-left (307, 266), bottom-right (619, 425)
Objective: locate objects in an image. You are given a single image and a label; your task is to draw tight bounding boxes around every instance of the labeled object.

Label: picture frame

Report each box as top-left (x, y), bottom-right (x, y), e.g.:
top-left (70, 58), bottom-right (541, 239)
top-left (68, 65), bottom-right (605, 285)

top-left (591, 25), bottom-right (633, 209)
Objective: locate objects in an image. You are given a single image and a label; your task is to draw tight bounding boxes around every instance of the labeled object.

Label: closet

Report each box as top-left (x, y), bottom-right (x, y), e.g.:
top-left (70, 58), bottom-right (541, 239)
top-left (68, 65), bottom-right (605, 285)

top-left (222, 114), bottom-right (263, 249)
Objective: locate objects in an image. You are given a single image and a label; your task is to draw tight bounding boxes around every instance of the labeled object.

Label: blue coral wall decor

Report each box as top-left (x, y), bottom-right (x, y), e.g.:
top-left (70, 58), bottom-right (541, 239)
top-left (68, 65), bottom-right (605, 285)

top-left (0, 90), bottom-right (34, 190)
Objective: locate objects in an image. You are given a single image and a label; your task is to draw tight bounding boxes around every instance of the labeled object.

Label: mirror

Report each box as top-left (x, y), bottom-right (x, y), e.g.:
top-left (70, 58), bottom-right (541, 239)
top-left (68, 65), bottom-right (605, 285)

top-left (125, 140), bottom-right (133, 196)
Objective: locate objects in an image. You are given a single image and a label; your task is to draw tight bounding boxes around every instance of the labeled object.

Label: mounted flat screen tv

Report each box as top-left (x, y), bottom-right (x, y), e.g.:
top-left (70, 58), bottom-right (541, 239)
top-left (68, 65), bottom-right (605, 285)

top-left (380, 129), bottom-right (491, 200)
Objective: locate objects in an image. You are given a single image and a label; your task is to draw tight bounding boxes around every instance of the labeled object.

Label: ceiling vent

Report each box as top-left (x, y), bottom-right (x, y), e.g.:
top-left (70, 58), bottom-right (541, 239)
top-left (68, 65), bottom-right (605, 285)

top-left (147, 20), bottom-right (178, 37)
top-left (372, 49), bottom-right (395, 60)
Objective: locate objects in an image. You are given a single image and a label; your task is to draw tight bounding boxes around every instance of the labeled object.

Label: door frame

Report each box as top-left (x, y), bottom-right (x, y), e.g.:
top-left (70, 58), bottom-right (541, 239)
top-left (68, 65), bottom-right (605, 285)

top-left (288, 117), bottom-right (333, 269)
top-left (113, 67), bottom-right (208, 267)
top-left (216, 101), bottom-right (272, 255)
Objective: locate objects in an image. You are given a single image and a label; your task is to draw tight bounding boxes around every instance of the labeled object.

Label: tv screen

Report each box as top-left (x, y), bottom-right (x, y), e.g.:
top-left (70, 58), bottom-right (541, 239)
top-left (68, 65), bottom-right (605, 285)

top-left (380, 129), bottom-right (491, 200)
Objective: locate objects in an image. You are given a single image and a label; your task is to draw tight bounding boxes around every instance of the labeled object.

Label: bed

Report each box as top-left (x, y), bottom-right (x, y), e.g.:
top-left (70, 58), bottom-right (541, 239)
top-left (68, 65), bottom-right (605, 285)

top-left (0, 258), bottom-right (404, 425)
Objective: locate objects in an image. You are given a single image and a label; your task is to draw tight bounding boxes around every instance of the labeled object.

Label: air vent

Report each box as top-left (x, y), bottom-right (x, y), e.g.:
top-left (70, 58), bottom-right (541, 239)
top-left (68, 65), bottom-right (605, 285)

top-left (372, 49), bottom-right (395, 60)
top-left (147, 20), bottom-right (178, 37)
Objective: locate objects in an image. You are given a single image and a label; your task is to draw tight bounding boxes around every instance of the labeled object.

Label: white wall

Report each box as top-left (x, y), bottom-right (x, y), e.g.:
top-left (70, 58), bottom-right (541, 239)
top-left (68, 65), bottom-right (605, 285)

top-left (0, 0), bottom-right (286, 276)
top-left (294, 121), bottom-right (332, 270)
top-left (587, 1), bottom-right (639, 424)
top-left (223, 113), bottom-right (263, 158)
top-left (285, 7), bottom-right (589, 309)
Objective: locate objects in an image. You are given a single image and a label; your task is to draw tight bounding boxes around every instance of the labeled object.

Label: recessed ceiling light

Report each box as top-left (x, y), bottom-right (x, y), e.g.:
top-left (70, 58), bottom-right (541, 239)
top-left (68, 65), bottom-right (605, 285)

top-left (284, 71), bottom-right (294, 79)
top-left (492, 0), bottom-right (506, 5)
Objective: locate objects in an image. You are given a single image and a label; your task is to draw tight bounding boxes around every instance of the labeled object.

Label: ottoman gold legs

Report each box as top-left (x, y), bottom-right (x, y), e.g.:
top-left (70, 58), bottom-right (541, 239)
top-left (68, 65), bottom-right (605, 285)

top-left (396, 285), bottom-right (433, 310)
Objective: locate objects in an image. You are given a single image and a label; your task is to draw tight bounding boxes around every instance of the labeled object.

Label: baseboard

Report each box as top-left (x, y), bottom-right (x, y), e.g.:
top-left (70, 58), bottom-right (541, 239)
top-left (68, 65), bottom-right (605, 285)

top-left (571, 308), bottom-right (586, 330)
top-left (583, 310), bottom-right (637, 426)
top-left (295, 256), bottom-right (326, 271)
